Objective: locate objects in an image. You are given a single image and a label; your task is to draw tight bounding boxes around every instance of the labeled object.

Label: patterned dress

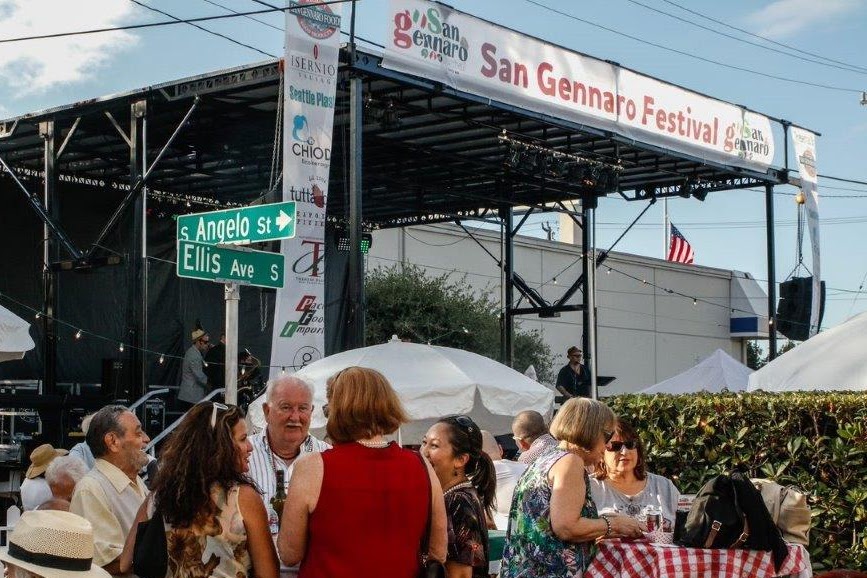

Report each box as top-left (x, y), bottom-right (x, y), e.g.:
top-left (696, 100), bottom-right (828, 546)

top-left (445, 485), bottom-right (490, 578)
top-left (499, 448), bottom-right (599, 578)
top-left (164, 484), bottom-right (251, 578)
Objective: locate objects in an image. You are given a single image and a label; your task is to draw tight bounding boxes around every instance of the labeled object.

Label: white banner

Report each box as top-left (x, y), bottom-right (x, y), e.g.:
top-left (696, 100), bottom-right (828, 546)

top-left (383, 0), bottom-right (775, 171)
top-left (270, 0), bottom-right (341, 371)
top-left (791, 126), bottom-right (821, 337)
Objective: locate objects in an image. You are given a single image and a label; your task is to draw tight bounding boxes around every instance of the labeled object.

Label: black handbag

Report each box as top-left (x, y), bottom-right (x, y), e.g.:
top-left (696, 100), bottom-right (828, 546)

top-left (133, 503), bottom-right (168, 578)
top-left (416, 452), bottom-right (446, 578)
top-left (679, 472), bottom-right (788, 570)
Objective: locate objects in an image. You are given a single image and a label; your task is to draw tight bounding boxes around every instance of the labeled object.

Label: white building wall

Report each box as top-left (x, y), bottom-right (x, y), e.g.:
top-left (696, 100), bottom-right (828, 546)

top-left (368, 223), bottom-right (747, 394)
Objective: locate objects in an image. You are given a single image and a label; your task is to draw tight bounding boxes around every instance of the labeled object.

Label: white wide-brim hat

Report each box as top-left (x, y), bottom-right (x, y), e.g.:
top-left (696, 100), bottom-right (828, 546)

top-left (0, 511), bottom-right (111, 578)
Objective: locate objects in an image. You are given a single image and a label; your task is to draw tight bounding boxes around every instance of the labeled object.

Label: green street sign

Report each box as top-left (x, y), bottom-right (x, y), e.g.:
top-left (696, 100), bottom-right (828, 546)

top-left (176, 240), bottom-right (285, 289)
top-left (176, 202), bottom-right (296, 246)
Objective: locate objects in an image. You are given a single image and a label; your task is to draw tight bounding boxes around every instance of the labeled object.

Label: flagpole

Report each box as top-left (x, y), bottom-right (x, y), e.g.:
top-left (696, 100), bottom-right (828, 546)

top-left (663, 198), bottom-right (669, 259)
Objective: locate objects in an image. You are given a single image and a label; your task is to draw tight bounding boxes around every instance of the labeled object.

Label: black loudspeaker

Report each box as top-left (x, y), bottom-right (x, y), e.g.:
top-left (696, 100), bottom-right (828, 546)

top-left (776, 277), bottom-right (826, 341)
top-left (101, 358), bottom-right (131, 400)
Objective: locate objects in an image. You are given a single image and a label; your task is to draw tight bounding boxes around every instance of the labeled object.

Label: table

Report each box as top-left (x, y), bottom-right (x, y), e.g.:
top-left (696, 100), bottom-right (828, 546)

top-left (587, 539), bottom-right (811, 578)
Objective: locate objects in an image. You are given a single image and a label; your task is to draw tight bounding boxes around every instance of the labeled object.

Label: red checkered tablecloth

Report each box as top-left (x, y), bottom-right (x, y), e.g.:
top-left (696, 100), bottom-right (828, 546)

top-left (586, 540), bottom-right (811, 578)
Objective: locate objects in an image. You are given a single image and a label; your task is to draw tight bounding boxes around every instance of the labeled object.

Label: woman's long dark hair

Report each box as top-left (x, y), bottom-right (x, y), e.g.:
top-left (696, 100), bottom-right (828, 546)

top-left (151, 403), bottom-right (252, 527)
top-left (438, 415), bottom-right (497, 516)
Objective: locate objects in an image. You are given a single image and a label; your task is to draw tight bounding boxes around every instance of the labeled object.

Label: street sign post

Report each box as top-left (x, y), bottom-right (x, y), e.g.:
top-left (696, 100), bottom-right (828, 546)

top-left (175, 202), bottom-right (293, 405)
top-left (176, 240), bottom-right (285, 289)
top-left (176, 201), bottom-right (296, 246)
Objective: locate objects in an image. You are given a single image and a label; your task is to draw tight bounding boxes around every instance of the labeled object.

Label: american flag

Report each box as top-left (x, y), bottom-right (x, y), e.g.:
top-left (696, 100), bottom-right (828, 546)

top-left (668, 224), bottom-right (695, 264)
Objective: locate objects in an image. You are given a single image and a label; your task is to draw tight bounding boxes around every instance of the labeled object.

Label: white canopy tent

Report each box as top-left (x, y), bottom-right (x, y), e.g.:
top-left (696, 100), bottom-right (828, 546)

top-left (0, 304), bottom-right (35, 363)
top-left (638, 348), bottom-right (752, 394)
top-left (748, 312), bottom-right (867, 392)
top-left (248, 336), bottom-right (555, 441)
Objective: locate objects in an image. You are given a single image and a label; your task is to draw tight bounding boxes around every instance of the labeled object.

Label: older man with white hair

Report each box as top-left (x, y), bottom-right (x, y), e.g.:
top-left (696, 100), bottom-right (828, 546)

top-left (43, 455), bottom-right (89, 509)
top-left (248, 375), bottom-right (329, 577)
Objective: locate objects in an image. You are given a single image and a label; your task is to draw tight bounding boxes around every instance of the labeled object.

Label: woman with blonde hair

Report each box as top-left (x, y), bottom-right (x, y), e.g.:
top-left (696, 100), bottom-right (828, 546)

top-left (120, 402), bottom-right (278, 578)
top-left (278, 366), bottom-right (446, 578)
top-left (500, 398), bottom-right (643, 577)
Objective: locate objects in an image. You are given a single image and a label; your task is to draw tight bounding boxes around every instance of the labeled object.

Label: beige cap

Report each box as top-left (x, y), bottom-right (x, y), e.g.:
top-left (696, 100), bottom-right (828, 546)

top-left (26, 444), bottom-right (69, 479)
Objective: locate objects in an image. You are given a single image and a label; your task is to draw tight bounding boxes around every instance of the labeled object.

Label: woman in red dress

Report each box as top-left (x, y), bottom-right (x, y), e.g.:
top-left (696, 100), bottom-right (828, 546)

top-left (278, 367), bottom-right (447, 578)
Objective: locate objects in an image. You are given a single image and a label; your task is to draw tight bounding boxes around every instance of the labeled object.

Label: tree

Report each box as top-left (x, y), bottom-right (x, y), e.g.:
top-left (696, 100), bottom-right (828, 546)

top-left (364, 265), bottom-right (554, 382)
top-left (745, 340), bottom-right (763, 370)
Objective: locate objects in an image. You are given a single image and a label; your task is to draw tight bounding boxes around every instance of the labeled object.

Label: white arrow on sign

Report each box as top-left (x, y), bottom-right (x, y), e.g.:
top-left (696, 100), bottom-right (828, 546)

top-left (276, 210), bottom-right (293, 231)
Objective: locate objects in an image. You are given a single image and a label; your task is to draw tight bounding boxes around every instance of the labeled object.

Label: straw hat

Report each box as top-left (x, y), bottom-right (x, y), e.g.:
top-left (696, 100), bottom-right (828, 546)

top-left (0, 510), bottom-right (110, 578)
top-left (191, 329), bottom-right (207, 342)
top-left (26, 444), bottom-right (68, 479)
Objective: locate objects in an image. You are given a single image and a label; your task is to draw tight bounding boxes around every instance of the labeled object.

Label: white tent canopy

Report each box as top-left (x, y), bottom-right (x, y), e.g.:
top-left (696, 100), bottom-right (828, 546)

top-left (248, 336), bottom-right (554, 441)
top-left (0, 304), bottom-right (35, 363)
top-left (639, 349), bottom-right (752, 394)
top-left (748, 311), bottom-right (867, 392)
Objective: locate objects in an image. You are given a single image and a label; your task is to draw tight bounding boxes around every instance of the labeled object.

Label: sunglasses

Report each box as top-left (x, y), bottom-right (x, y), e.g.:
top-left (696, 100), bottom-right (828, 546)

top-left (603, 429), bottom-right (615, 444)
top-left (322, 403), bottom-right (330, 418)
top-left (445, 414), bottom-right (477, 435)
top-left (606, 439), bottom-right (638, 452)
top-left (210, 402), bottom-right (229, 429)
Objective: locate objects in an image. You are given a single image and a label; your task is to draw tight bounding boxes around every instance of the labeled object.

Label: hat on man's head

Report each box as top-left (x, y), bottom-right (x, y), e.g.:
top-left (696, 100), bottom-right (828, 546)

top-left (26, 444), bottom-right (68, 479)
top-left (0, 510), bottom-right (110, 578)
top-left (191, 329), bottom-right (207, 342)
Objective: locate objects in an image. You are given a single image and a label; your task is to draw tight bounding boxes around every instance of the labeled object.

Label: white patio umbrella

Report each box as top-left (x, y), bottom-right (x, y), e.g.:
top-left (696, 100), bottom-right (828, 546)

top-left (0, 304), bottom-right (35, 363)
top-left (248, 336), bottom-right (554, 441)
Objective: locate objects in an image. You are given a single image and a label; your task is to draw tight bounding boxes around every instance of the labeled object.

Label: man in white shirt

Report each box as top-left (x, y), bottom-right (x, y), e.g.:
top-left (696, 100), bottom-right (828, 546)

top-left (481, 430), bottom-right (527, 530)
top-left (70, 405), bottom-right (150, 577)
top-left (20, 444), bottom-right (67, 511)
top-left (248, 375), bottom-right (329, 577)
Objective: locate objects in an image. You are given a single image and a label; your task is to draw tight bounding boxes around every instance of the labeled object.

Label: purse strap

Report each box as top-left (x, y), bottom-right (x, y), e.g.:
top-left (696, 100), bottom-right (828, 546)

top-left (416, 451), bottom-right (433, 559)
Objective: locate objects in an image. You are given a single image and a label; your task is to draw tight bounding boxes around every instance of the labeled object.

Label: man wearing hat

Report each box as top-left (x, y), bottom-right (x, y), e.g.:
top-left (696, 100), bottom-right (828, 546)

top-left (0, 510), bottom-right (111, 578)
top-left (555, 345), bottom-right (591, 399)
top-left (20, 444), bottom-right (68, 511)
top-left (177, 328), bottom-right (210, 405)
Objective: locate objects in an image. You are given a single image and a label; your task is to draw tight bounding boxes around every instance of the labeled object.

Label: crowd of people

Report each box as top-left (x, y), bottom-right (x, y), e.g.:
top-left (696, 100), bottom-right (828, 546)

top-left (6, 360), bottom-right (687, 578)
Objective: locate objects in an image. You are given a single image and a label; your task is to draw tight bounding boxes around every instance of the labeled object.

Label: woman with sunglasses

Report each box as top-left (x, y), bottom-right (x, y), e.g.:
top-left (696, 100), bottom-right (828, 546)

top-left (120, 402), bottom-right (279, 578)
top-left (422, 415), bottom-right (496, 578)
top-left (278, 367), bottom-right (447, 578)
top-left (590, 419), bottom-right (680, 530)
top-left (500, 398), bottom-right (642, 578)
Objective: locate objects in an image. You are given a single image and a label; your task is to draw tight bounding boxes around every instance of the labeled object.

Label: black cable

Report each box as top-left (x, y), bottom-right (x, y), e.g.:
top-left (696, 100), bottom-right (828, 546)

top-left (129, 0), bottom-right (276, 58)
top-left (621, 0), bottom-right (867, 76)
top-left (656, 0), bottom-right (867, 74)
top-left (521, 0), bottom-right (862, 94)
top-left (199, 0), bottom-right (282, 32)
top-left (0, 0), bottom-right (349, 44)
top-left (818, 174), bottom-right (867, 186)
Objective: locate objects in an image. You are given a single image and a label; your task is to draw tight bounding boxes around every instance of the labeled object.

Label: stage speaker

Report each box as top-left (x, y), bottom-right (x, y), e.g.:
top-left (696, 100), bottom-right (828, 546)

top-left (776, 277), bottom-right (825, 341)
top-left (101, 358), bottom-right (131, 400)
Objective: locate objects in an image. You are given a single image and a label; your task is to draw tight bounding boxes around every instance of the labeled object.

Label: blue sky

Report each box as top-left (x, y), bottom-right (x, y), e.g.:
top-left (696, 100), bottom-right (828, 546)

top-left (2, 0), bottom-right (866, 335)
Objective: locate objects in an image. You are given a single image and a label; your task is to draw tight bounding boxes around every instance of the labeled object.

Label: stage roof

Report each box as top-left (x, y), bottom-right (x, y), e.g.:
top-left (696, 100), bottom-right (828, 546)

top-left (0, 47), bottom-right (791, 229)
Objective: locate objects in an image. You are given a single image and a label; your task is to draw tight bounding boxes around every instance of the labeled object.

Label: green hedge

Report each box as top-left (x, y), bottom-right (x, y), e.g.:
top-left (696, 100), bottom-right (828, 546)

top-left (605, 391), bottom-right (867, 570)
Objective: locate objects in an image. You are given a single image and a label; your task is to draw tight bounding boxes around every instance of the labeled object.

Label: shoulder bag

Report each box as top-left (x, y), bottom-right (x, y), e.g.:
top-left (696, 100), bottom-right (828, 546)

top-left (133, 498), bottom-right (168, 578)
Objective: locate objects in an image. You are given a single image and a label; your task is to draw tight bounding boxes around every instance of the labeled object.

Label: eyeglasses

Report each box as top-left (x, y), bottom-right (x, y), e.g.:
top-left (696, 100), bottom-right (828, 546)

top-left (210, 402), bottom-right (229, 429)
top-left (322, 403), bottom-right (330, 418)
top-left (606, 440), bottom-right (638, 452)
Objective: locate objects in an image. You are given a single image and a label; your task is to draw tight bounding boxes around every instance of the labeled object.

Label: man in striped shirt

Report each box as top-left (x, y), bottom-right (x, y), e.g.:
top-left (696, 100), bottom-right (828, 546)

top-left (248, 375), bottom-right (330, 577)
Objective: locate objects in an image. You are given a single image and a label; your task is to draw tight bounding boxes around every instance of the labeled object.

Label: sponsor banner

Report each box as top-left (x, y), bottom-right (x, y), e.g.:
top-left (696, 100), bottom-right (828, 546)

top-left (383, 0), bottom-right (775, 171)
top-left (791, 127), bottom-right (821, 337)
top-left (270, 0), bottom-right (341, 371)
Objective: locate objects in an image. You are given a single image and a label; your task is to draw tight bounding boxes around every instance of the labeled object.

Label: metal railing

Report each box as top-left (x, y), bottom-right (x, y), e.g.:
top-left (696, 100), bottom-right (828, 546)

top-left (145, 388), bottom-right (225, 455)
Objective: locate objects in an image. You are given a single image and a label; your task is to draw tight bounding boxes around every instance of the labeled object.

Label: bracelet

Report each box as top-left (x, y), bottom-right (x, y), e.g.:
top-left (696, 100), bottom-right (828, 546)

top-left (600, 514), bottom-right (612, 538)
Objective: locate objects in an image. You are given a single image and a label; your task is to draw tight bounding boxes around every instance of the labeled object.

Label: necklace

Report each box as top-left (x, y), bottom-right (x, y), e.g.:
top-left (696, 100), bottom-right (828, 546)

top-left (442, 480), bottom-right (473, 496)
top-left (356, 439), bottom-right (390, 449)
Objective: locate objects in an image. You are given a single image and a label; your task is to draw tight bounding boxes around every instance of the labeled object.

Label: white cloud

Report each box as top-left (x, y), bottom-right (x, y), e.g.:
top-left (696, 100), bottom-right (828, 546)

top-left (0, 0), bottom-right (139, 95)
top-left (747, 0), bottom-right (860, 38)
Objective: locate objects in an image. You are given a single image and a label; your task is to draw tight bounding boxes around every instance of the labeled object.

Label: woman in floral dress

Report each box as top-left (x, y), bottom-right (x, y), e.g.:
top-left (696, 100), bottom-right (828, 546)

top-left (500, 399), bottom-right (643, 577)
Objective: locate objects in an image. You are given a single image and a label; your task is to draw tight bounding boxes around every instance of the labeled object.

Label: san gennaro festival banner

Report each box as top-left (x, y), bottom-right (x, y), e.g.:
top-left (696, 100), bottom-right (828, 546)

top-left (382, 0), bottom-right (776, 171)
top-left (270, 0), bottom-right (341, 371)
top-left (791, 126), bottom-right (821, 337)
